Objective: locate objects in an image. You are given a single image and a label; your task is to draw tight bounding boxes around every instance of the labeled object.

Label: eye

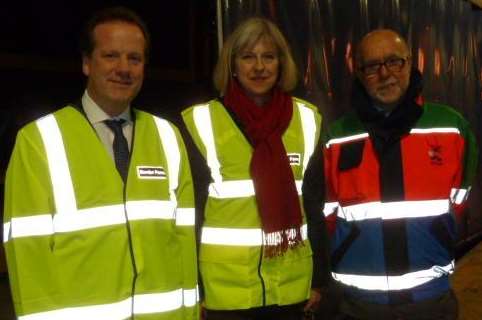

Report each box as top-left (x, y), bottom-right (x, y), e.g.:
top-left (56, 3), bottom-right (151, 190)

top-left (128, 54), bottom-right (143, 64)
top-left (101, 51), bottom-right (119, 61)
top-left (362, 62), bottom-right (382, 74)
top-left (386, 57), bottom-right (404, 67)
top-left (262, 53), bottom-right (277, 61)
top-left (239, 53), bottom-right (255, 61)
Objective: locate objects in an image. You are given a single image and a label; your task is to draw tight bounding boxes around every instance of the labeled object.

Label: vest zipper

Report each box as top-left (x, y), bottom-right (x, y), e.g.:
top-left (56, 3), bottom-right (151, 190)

top-left (257, 243), bottom-right (266, 306)
top-left (124, 121), bottom-right (137, 319)
top-left (124, 182), bottom-right (138, 320)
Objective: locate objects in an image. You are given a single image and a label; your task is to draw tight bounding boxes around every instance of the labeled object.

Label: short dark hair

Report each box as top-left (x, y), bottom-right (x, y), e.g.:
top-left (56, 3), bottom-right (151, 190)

top-left (80, 6), bottom-right (151, 60)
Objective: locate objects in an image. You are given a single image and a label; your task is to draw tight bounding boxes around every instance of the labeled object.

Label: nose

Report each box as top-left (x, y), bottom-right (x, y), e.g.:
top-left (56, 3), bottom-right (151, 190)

top-left (116, 56), bottom-right (130, 74)
top-left (378, 63), bottom-right (390, 78)
top-left (254, 56), bottom-right (265, 71)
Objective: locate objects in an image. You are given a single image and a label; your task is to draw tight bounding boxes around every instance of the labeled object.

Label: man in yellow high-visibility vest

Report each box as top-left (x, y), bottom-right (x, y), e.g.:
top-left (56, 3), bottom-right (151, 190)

top-left (3, 7), bottom-right (199, 320)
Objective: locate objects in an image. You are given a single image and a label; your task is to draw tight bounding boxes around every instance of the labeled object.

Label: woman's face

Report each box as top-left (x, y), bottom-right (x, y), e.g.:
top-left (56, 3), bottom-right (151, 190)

top-left (234, 37), bottom-right (279, 104)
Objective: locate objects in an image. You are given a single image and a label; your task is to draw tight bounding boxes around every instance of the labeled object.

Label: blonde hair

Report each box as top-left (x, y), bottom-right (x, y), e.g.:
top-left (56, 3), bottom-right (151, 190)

top-left (213, 17), bottom-right (298, 95)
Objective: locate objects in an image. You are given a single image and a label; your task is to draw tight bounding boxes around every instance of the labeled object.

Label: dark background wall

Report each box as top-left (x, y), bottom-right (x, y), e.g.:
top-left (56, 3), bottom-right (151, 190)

top-left (0, 1), bottom-right (218, 128)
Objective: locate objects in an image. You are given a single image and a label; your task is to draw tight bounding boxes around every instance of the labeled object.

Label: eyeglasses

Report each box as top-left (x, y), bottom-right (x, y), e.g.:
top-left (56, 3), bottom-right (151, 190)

top-left (359, 57), bottom-right (409, 76)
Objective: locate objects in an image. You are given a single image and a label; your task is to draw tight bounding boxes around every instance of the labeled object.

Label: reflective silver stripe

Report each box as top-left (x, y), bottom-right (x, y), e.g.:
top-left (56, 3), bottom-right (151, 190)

top-left (208, 179), bottom-right (303, 198)
top-left (326, 128), bottom-right (460, 149)
top-left (183, 286), bottom-right (199, 307)
top-left (4, 200), bottom-right (179, 241)
top-left (450, 188), bottom-right (469, 205)
top-left (201, 224), bottom-right (308, 246)
top-left (295, 180), bottom-right (302, 195)
top-left (153, 117), bottom-right (180, 206)
top-left (193, 105), bottom-right (222, 183)
top-left (5, 215), bottom-right (53, 241)
top-left (57, 201), bottom-right (177, 233)
top-left (332, 261), bottom-right (454, 291)
top-left (297, 103), bottom-right (317, 174)
top-left (126, 200), bottom-right (177, 221)
top-left (323, 202), bottom-right (339, 216)
top-left (325, 133), bottom-right (369, 148)
top-left (18, 297), bottom-right (132, 320)
top-left (410, 127), bottom-right (460, 134)
top-left (18, 288), bottom-right (197, 320)
top-left (37, 115), bottom-right (77, 216)
top-left (338, 199), bottom-right (450, 221)
top-left (55, 205), bottom-right (125, 233)
top-left (3, 222), bottom-right (10, 243)
top-left (176, 208), bottom-right (196, 226)
top-left (208, 180), bottom-right (253, 198)
top-left (133, 289), bottom-right (183, 314)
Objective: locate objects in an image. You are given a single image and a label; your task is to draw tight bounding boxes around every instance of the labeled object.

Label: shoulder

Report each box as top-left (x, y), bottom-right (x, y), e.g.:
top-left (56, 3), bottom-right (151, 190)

top-left (422, 102), bottom-right (466, 119)
top-left (292, 97), bottom-right (318, 112)
top-left (19, 105), bottom-right (78, 134)
top-left (326, 111), bottom-right (365, 140)
top-left (418, 102), bottom-right (470, 128)
top-left (134, 109), bottom-right (182, 134)
top-left (292, 97), bottom-right (322, 129)
top-left (181, 99), bottom-right (222, 118)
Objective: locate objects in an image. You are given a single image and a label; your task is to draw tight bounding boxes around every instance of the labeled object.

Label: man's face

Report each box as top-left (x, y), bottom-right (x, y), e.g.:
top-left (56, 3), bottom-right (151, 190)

top-left (356, 31), bottom-right (411, 109)
top-left (82, 21), bottom-right (145, 115)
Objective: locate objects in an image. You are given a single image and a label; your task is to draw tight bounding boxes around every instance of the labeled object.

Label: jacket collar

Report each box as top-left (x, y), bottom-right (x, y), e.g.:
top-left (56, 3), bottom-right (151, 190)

top-left (351, 68), bottom-right (424, 141)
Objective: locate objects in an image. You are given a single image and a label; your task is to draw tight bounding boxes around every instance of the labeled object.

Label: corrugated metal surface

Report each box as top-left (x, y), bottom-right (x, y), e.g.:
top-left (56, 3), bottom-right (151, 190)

top-left (217, 0), bottom-right (482, 242)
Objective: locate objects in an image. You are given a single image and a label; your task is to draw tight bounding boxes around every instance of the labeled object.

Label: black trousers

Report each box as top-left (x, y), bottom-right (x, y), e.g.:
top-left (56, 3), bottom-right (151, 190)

top-left (339, 290), bottom-right (458, 320)
top-left (206, 303), bottom-right (309, 320)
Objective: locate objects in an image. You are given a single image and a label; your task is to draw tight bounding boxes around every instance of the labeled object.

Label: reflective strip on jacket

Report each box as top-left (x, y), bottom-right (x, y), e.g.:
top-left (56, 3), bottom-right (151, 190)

top-left (182, 98), bottom-right (322, 310)
top-left (3, 106), bottom-right (199, 319)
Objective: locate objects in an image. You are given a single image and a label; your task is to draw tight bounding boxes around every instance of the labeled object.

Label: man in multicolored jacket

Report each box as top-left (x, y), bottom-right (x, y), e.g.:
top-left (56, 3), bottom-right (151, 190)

top-left (3, 7), bottom-right (198, 320)
top-left (323, 29), bottom-right (478, 319)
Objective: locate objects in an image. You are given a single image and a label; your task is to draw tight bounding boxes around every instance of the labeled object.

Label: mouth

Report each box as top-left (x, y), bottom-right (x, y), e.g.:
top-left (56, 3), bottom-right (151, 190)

top-left (250, 76), bottom-right (270, 82)
top-left (376, 83), bottom-right (400, 96)
top-left (109, 79), bottom-right (133, 86)
top-left (378, 82), bottom-right (397, 90)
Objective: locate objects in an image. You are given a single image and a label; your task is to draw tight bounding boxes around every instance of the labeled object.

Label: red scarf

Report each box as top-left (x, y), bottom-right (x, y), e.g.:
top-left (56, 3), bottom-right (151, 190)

top-left (224, 81), bottom-right (303, 257)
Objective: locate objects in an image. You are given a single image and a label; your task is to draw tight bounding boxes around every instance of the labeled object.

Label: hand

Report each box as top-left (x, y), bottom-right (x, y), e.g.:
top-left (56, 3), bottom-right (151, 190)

top-left (303, 288), bottom-right (322, 312)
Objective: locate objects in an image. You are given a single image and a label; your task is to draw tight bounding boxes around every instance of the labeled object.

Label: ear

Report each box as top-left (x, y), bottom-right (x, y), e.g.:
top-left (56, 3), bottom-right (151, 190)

top-left (82, 55), bottom-right (91, 77)
top-left (353, 58), bottom-right (363, 80)
top-left (406, 56), bottom-right (413, 69)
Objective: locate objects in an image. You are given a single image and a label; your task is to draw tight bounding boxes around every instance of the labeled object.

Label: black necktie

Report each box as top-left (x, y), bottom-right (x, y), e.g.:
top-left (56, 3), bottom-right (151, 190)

top-left (104, 119), bottom-right (129, 182)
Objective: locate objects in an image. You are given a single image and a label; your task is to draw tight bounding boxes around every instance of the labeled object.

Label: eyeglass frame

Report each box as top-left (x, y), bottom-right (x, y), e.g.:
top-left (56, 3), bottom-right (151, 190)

top-left (358, 56), bottom-right (411, 77)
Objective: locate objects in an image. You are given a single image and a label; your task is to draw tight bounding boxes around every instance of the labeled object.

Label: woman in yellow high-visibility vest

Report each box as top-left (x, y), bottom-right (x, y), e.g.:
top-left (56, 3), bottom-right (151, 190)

top-left (182, 17), bottom-right (330, 320)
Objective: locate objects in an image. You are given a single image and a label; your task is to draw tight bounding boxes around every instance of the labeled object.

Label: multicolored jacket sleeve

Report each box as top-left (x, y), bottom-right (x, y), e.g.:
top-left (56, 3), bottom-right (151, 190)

top-left (321, 131), bottom-right (339, 236)
top-left (451, 116), bottom-right (479, 219)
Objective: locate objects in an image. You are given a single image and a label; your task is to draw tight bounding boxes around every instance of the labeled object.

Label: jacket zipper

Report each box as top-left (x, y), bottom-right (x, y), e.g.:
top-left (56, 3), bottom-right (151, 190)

top-left (124, 119), bottom-right (137, 319)
top-left (257, 243), bottom-right (266, 306)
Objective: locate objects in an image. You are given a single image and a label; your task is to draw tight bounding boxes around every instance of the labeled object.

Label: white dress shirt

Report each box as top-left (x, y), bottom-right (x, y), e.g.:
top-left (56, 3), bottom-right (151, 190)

top-left (81, 91), bottom-right (133, 160)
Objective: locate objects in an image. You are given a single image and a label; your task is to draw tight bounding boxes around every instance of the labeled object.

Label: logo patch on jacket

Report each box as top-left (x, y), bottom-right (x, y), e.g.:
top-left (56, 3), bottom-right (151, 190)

top-left (428, 145), bottom-right (443, 165)
top-left (137, 166), bottom-right (166, 179)
top-left (287, 153), bottom-right (301, 166)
